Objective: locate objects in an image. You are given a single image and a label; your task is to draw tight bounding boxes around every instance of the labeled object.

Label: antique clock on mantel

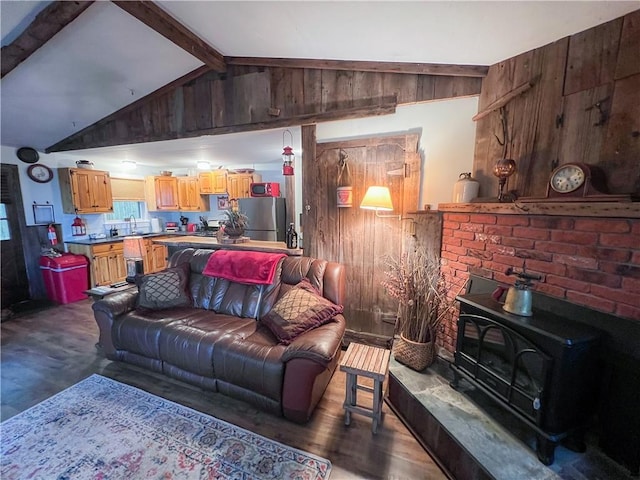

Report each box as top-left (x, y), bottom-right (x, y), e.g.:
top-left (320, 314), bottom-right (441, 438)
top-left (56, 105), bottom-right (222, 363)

top-left (522, 162), bottom-right (632, 202)
top-left (547, 163), bottom-right (604, 198)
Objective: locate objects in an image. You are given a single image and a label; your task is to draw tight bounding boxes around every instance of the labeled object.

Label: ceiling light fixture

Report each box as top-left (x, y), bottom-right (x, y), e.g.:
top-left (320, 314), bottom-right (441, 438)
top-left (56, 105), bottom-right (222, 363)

top-left (197, 161), bottom-right (211, 170)
top-left (121, 160), bottom-right (137, 170)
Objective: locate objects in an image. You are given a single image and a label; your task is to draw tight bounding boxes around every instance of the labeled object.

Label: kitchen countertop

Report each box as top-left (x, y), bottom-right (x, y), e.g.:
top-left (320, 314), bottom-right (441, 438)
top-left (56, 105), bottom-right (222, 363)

top-left (64, 232), bottom-right (187, 245)
top-left (153, 236), bottom-right (302, 256)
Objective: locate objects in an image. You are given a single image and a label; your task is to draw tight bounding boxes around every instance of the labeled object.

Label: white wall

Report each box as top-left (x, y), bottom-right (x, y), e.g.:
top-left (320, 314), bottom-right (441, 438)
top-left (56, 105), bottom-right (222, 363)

top-left (316, 96), bottom-right (479, 210)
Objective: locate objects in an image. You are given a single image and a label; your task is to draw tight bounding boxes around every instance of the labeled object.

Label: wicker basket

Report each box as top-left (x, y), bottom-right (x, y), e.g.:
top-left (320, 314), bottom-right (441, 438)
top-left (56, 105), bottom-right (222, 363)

top-left (393, 333), bottom-right (435, 371)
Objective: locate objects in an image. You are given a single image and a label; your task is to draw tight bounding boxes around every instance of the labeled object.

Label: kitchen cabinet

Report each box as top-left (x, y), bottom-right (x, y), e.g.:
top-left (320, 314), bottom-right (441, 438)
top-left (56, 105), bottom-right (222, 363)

top-left (142, 238), bottom-right (168, 273)
top-left (177, 176), bottom-right (209, 211)
top-left (59, 168), bottom-right (114, 214)
top-left (67, 242), bottom-right (125, 287)
top-left (146, 176), bottom-right (208, 211)
top-left (198, 170), bottom-right (228, 194)
top-left (68, 239), bottom-right (168, 287)
top-left (150, 242), bottom-right (168, 271)
top-left (227, 172), bottom-right (262, 199)
top-left (145, 176), bottom-right (179, 211)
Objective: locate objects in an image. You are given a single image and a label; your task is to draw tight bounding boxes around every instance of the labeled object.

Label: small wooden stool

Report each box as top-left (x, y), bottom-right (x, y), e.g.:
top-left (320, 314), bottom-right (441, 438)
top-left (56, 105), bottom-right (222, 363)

top-left (339, 342), bottom-right (391, 433)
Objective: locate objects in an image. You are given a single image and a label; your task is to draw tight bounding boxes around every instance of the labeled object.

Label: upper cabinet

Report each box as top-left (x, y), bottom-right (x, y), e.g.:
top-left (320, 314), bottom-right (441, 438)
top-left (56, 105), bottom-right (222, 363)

top-left (145, 176), bottom-right (179, 211)
top-left (59, 168), bottom-right (113, 214)
top-left (227, 172), bottom-right (262, 199)
top-left (145, 175), bottom-right (209, 211)
top-left (198, 170), bottom-right (228, 194)
top-left (177, 176), bottom-right (209, 211)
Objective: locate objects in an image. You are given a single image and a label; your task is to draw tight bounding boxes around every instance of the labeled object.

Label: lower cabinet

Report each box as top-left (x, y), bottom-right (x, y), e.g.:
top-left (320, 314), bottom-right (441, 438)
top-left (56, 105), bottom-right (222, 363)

top-left (68, 239), bottom-right (168, 287)
top-left (68, 242), bottom-right (126, 287)
top-left (143, 239), bottom-right (168, 273)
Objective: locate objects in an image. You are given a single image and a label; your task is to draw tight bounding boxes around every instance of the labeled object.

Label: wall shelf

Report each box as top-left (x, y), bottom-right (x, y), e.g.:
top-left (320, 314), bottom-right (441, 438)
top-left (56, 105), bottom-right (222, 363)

top-left (436, 202), bottom-right (640, 219)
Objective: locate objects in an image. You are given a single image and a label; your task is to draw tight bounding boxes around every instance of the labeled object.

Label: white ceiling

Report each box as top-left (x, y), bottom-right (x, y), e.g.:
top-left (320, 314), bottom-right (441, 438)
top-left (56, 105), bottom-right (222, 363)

top-left (1, 1), bottom-right (638, 170)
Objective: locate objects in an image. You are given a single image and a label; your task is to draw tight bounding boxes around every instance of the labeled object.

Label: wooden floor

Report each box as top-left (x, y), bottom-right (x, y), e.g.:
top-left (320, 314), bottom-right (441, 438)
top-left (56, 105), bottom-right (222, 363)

top-left (1, 299), bottom-right (447, 480)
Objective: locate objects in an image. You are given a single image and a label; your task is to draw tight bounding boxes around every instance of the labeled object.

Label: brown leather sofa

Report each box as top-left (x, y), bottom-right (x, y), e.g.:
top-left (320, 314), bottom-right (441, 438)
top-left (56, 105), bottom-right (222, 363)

top-left (92, 248), bottom-right (346, 423)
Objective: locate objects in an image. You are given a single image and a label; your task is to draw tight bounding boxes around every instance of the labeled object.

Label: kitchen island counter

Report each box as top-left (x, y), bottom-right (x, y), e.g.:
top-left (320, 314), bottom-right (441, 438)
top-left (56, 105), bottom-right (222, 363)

top-left (152, 236), bottom-right (302, 256)
top-left (65, 232), bottom-right (183, 246)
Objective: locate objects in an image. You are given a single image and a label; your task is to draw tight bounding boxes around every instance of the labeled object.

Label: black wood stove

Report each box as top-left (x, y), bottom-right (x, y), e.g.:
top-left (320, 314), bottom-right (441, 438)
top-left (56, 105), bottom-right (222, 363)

top-left (451, 293), bottom-right (602, 465)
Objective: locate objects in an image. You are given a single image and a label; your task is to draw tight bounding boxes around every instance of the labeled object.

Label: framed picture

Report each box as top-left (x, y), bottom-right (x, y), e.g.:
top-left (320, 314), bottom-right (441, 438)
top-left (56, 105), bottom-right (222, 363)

top-left (217, 196), bottom-right (229, 210)
top-left (33, 203), bottom-right (55, 224)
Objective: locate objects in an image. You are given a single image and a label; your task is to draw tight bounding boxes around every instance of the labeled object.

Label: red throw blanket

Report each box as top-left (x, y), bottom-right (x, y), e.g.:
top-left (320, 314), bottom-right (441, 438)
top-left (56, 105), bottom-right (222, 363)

top-left (202, 250), bottom-right (287, 285)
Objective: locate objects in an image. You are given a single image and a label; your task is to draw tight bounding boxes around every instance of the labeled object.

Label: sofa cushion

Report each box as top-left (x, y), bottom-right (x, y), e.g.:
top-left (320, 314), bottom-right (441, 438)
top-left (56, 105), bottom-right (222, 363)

top-left (261, 280), bottom-right (343, 345)
top-left (136, 263), bottom-right (191, 310)
top-left (159, 312), bottom-right (256, 377)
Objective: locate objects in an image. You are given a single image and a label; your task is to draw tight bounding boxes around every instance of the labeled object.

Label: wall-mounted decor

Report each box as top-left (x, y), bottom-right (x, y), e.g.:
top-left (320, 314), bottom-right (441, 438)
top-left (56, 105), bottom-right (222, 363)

top-left (217, 196), bottom-right (229, 210)
top-left (16, 147), bottom-right (39, 164)
top-left (33, 202), bottom-right (55, 224)
top-left (27, 164), bottom-right (54, 183)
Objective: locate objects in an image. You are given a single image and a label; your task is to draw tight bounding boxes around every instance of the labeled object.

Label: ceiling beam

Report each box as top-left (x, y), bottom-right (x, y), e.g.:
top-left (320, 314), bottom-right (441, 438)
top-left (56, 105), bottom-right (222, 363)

top-left (112, 1), bottom-right (226, 72)
top-left (226, 56), bottom-right (488, 78)
top-left (1, 1), bottom-right (94, 79)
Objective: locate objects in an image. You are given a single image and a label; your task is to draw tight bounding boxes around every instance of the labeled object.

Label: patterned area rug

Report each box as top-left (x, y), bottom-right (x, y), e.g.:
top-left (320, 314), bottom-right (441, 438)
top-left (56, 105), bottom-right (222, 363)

top-left (1, 375), bottom-right (331, 479)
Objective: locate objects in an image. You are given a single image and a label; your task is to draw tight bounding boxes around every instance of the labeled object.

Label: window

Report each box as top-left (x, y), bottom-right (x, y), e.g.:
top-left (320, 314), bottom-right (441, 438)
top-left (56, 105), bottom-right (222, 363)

top-left (0, 204), bottom-right (10, 240)
top-left (105, 201), bottom-right (145, 221)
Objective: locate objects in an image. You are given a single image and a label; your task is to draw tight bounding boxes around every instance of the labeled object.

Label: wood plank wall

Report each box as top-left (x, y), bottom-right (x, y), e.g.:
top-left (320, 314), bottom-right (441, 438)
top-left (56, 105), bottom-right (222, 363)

top-left (472, 10), bottom-right (640, 199)
top-left (48, 67), bottom-right (481, 152)
top-left (303, 133), bottom-right (421, 334)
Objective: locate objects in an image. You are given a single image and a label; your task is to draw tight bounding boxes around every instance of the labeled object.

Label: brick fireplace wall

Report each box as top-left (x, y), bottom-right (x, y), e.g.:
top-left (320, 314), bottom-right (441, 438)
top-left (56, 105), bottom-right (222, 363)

top-left (439, 212), bottom-right (640, 353)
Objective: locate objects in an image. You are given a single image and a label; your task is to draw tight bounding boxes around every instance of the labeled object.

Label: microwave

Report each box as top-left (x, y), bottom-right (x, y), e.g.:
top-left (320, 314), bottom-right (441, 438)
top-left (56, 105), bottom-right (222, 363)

top-left (250, 182), bottom-right (280, 197)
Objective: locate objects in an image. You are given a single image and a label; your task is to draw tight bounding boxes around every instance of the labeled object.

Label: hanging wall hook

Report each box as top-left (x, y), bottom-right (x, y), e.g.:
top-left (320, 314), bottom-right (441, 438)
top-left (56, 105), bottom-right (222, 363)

top-left (338, 149), bottom-right (348, 167)
top-left (494, 106), bottom-right (509, 158)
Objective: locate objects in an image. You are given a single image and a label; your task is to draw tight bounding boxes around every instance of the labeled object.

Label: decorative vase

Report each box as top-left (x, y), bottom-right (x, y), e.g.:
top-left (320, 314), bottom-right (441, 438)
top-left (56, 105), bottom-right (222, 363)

top-left (224, 226), bottom-right (244, 238)
top-left (393, 333), bottom-right (435, 371)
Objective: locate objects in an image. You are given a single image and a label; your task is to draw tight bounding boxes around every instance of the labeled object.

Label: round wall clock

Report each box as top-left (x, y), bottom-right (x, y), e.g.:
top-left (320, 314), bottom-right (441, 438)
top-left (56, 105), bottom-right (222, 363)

top-left (27, 164), bottom-right (54, 183)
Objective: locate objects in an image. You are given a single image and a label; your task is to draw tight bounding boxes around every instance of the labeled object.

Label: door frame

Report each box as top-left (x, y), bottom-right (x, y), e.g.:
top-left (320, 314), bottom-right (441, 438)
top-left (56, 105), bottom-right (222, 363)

top-left (1, 164), bottom-right (31, 305)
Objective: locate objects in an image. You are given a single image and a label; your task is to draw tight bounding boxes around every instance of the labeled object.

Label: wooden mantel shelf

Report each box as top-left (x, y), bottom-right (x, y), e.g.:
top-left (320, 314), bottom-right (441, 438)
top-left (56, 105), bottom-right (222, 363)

top-left (436, 201), bottom-right (640, 218)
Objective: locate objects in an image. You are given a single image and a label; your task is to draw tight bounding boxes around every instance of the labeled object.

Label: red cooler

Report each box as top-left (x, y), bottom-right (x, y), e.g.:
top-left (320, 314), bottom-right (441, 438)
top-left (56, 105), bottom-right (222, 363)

top-left (39, 253), bottom-right (89, 304)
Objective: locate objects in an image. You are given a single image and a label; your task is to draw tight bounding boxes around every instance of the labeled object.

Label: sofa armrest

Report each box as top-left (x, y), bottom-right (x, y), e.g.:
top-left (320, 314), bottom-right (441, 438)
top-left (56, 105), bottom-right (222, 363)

top-left (91, 290), bottom-right (138, 359)
top-left (92, 289), bottom-right (138, 317)
top-left (282, 314), bottom-right (346, 366)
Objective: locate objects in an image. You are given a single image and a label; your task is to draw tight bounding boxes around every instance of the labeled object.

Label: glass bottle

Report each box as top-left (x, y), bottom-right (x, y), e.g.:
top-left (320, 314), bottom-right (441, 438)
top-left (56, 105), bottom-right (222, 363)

top-left (286, 223), bottom-right (298, 249)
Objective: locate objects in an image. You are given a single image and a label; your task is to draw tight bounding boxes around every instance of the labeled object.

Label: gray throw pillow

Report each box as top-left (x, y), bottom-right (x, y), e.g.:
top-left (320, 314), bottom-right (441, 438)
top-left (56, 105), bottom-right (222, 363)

top-left (136, 263), bottom-right (191, 310)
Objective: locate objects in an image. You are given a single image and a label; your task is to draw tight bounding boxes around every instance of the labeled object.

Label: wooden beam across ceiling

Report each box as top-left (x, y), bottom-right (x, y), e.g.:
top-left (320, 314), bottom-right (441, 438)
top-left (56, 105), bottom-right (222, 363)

top-left (112, 0), bottom-right (226, 72)
top-left (226, 56), bottom-right (489, 78)
top-left (1, 1), bottom-right (94, 79)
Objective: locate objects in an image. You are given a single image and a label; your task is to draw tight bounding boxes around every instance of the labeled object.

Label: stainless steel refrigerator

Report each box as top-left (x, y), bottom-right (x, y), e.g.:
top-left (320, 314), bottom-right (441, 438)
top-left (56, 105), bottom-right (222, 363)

top-left (237, 198), bottom-right (286, 242)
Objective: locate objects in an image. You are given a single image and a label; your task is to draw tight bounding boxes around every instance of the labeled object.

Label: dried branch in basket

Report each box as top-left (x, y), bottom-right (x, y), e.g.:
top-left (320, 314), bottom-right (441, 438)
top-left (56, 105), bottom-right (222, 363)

top-left (381, 246), bottom-right (464, 344)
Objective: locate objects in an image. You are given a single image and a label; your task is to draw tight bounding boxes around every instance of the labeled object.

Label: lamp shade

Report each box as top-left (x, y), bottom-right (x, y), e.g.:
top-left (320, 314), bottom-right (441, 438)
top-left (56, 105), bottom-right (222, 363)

top-left (360, 186), bottom-right (394, 211)
top-left (123, 236), bottom-right (145, 259)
